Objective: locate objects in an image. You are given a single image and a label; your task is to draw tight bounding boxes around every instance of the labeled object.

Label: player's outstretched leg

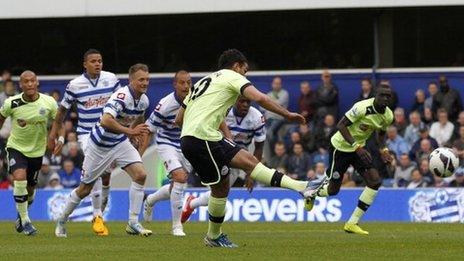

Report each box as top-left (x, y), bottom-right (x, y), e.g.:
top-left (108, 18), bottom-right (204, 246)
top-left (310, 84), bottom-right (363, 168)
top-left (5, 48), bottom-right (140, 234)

top-left (143, 184), bottom-right (170, 222)
top-left (124, 163), bottom-right (152, 237)
top-left (91, 177), bottom-right (108, 236)
top-left (55, 183), bottom-right (94, 237)
top-left (344, 169), bottom-right (381, 235)
top-left (182, 191), bottom-right (210, 223)
top-left (230, 150), bottom-right (309, 194)
top-left (203, 177), bottom-right (237, 248)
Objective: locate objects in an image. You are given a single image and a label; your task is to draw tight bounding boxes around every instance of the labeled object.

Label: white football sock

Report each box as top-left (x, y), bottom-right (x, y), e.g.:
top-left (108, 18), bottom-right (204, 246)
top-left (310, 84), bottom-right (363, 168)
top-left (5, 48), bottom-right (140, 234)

top-left (190, 191), bottom-right (211, 209)
top-left (101, 185), bottom-right (110, 213)
top-left (61, 189), bottom-right (82, 221)
top-left (146, 184), bottom-right (170, 207)
top-left (170, 182), bottom-right (186, 229)
top-left (128, 182), bottom-right (144, 224)
top-left (91, 178), bottom-right (103, 217)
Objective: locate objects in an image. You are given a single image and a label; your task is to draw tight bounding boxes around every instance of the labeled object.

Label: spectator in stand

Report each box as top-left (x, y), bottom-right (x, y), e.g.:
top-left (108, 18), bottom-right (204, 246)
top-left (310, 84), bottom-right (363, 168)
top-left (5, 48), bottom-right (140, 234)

top-left (449, 167), bottom-right (464, 187)
top-left (418, 158), bottom-right (434, 186)
top-left (0, 79), bottom-right (18, 106)
top-left (314, 114), bottom-right (337, 150)
top-left (51, 89), bottom-right (61, 103)
top-left (297, 81), bottom-right (316, 123)
top-left (61, 131), bottom-right (78, 155)
top-left (423, 107), bottom-right (434, 127)
top-left (409, 126), bottom-right (439, 161)
top-left (433, 75), bottom-right (463, 121)
top-left (393, 107), bottom-right (408, 136)
top-left (58, 159), bottom-right (81, 189)
top-left (453, 111), bottom-right (464, 138)
top-left (0, 156), bottom-right (10, 189)
top-left (45, 173), bottom-right (63, 190)
top-left (297, 124), bottom-right (316, 153)
top-left (424, 82), bottom-right (438, 110)
top-left (394, 154), bottom-right (416, 187)
top-left (64, 141), bottom-right (84, 170)
top-left (49, 153), bottom-right (63, 173)
top-left (315, 70), bottom-right (339, 121)
top-left (411, 89), bottom-right (426, 117)
top-left (452, 126), bottom-right (464, 166)
top-left (264, 77), bottom-right (289, 155)
top-left (0, 69), bottom-right (12, 93)
top-left (386, 126), bottom-right (410, 159)
top-left (312, 147), bottom-right (330, 168)
top-left (379, 80), bottom-right (399, 110)
top-left (430, 108), bottom-right (454, 146)
top-left (267, 141), bottom-right (289, 171)
top-left (406, 168), bottom-right (428, 189)
top-left (287, 142), bottom-right (312, 180)
top-left (414, 139), bottom-right (434, 163)
top-left (307, 161), bottom-right (327, 182)
top-left (358, 78), bottom-right (374, 101)
top-left (36, 156), bottom-right (57, 189)
top-left (404, 111), bottom-right (425, 147)
top-left (285, 131), bottom-right (301, 152)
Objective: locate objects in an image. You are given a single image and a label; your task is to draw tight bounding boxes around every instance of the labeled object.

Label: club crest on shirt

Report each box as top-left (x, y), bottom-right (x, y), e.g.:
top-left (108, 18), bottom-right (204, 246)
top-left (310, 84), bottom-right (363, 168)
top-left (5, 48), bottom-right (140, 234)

top-left (117, 93), bottom-right (126, 100)
top-left (359, 124), bottom-right (370, 132)
top-left (17, 119), bottom-right (26, 127)
top-left (39, 107), bottom-right (46, 116)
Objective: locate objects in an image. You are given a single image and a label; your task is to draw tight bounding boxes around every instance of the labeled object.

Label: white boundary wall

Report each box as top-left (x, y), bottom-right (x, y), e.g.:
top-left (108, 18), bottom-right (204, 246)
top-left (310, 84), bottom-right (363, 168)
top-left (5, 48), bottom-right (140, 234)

top-left (2, 0), bottom-right (464, 19)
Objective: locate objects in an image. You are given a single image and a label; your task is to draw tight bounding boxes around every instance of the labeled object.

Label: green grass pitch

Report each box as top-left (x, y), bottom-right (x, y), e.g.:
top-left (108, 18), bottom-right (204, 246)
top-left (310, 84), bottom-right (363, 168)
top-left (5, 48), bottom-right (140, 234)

top-left (2, 222), bottom-right (463, 260)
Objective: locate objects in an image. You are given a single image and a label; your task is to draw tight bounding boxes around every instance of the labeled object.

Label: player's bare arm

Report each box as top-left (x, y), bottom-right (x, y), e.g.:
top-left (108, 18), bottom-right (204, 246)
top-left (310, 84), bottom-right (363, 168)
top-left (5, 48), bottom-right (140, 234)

top-left (337, 116), bottom-right (372, 164)
top-left (242, 85), bottom-right (305, 124)
top-left (138, 132), bottom-right (153, 156)
top-left (0, 114), bottom-right (5, 129)
top-left (48, 105), bottom-right (68, 154)
top-left (100, 113), bottom-right (149, 137)
top-left (377, 130), bottom-right (393, 164)
top-left (219, 121), bottom-right (233, 140)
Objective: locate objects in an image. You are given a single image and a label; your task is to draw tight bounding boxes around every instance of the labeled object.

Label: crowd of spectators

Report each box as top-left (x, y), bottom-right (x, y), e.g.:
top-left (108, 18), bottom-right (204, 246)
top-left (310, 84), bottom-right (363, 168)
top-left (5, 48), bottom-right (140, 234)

top-left (1, 68), bottom-right (464, 189)
top-left (260, 71), bottom-right (464, 189)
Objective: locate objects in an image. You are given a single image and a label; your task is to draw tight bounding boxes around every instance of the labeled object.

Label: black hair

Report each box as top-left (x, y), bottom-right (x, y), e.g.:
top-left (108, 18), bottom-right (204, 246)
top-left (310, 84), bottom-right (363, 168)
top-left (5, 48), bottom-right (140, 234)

top-left (218, 49), bottom-right (248, 70)
top-left (83, 49), bottom-right (101, 61)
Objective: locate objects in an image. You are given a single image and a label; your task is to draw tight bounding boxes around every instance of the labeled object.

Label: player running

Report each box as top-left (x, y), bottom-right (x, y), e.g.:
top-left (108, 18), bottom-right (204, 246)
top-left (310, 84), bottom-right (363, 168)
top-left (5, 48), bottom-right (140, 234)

top-left (138, 70), bottom-right (193, 237)
top-left (49, 49), bottom-right (120, 236)
top-left (55, 64), bottom-right (152, 238)
top-left (306, 83), bottom-right (394, 235)
top-left (181, 95), bottom-right (265, 222)
top-left (177, 49), bottom-right (315, 248)
top-left (0, 70), bottom-right (58, 235)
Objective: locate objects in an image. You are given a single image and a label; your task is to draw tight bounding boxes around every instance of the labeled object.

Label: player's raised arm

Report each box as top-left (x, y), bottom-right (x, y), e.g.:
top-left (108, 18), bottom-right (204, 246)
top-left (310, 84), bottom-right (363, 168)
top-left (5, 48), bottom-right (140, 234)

top-left (242, 85), bottom-right (305, 124)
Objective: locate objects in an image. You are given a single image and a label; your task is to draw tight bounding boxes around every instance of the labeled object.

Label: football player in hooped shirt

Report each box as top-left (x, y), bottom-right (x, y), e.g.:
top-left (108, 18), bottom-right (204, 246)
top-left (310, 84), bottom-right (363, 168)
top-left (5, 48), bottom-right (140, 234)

top-left (49, 49), bottom-right (120, 236)
top-left (306, 83), bottom-right (394, 235)
top-left (55, 64), bottom-right (152, 238)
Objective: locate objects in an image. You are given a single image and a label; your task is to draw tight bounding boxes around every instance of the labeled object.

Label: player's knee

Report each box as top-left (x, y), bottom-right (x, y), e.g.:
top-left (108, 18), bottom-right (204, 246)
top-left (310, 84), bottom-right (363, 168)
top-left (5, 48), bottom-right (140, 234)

top-left (327, 186), bottom-right (340, 196)
top-left (77, 184), bottom-right (93, 197)
top-left (171, 170), bottom-right (188, 183)
top-left (101, 172), bottom-right (111, 185)
top-left (133, 171), bottom-right (147, 184)
top-left (366, 179), bottom-right (381, 190)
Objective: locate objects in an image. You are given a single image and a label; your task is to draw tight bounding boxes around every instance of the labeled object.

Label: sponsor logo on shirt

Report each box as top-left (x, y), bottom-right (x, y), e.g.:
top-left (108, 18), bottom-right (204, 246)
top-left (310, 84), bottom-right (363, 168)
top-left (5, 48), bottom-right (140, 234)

top-left (84, 96), bottom-right (110, 108)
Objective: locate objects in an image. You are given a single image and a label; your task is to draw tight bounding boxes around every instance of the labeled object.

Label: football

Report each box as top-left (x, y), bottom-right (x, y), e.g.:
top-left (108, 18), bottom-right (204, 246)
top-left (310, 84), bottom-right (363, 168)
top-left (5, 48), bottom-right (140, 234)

top-left (428, 148), bottom-right (459, 178)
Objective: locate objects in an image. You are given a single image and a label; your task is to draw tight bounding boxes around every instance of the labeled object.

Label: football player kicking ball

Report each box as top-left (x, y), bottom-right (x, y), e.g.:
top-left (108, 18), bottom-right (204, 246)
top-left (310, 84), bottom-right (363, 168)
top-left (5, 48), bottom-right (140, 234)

top-left (177, 49), bottom-right (316, 248)
top-left (55, 64), bottom-right (152, 237)
top-left (181, 95), bottom-right (265, 222)
top-left (306, 83), bottom-right (394, 235)
top-left (0, 71), bottom-right (58, 235)
top-left (138, 70), bottom-right (193, 237)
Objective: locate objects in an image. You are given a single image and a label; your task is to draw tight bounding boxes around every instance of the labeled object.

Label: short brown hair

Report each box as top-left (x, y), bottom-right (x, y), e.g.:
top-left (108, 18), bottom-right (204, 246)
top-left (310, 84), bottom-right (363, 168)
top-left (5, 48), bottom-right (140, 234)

top-left (437, 108), bottom-right (448, 115)
top-left (129, 63), bottom-right (149, 77)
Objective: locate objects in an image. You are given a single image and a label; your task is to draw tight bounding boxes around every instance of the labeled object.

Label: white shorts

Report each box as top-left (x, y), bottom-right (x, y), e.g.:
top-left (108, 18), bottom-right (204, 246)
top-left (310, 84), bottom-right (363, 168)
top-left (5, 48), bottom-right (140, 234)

top-left (156, 144), bottom-right (192, 177)
top-left (81, 139), bottom-right (142, 184)
top-left (229, 168), bottom-right (246, 186)
top-left (78, 134), bottom-right (90, 153)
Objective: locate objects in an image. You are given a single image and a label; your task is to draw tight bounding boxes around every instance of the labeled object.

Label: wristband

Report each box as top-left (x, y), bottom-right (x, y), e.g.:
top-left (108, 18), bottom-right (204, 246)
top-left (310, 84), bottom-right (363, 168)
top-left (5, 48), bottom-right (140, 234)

top-left (58, 136), bottom-right (65, 144)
